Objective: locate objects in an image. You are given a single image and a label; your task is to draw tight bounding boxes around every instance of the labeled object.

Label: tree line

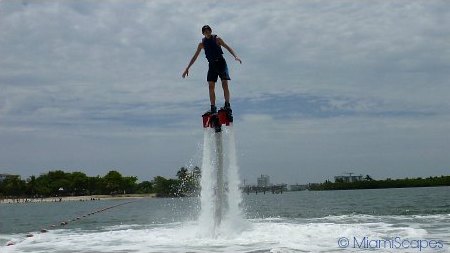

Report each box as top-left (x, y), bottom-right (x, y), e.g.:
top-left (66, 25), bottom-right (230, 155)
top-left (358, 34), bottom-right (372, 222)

top-left (309, 175), bottom-right (450, 191)
top-left (0, 167), bottom-right (201, 198)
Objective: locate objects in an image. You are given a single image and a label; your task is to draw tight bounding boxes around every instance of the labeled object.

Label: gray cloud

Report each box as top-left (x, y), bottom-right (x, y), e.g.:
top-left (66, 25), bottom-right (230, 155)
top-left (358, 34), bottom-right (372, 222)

top-left (1, 0), bottom-right (449, 184)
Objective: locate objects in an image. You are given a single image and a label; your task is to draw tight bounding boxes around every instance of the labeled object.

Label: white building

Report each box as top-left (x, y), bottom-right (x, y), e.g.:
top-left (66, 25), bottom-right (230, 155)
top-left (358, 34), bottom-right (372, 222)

top-left (257, 174), bottom-right (270, 187)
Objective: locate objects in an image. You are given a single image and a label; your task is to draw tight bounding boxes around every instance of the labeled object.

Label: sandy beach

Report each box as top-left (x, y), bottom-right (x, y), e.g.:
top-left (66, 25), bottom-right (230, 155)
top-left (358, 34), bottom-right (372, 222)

top-left (0, 194), bottom-right (156, 204)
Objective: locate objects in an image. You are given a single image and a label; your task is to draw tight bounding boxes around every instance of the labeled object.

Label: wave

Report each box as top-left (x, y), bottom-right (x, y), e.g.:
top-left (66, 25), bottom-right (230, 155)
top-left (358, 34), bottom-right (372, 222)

top-left (2, 214), bottom-right (448, 253)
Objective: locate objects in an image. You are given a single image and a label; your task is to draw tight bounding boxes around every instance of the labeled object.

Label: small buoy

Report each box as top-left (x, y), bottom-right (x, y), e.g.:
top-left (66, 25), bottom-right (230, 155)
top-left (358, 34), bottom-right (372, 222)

top-left (6, 241), bottom-right (15, 246)
top-left (40, 229), bottom-right (48, 233)
top-left (26, 233), bottom-right (34, 238)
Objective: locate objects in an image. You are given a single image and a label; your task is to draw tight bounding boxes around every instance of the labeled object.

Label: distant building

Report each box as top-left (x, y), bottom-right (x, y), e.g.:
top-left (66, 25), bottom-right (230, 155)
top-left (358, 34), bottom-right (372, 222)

top-left (289, 184), bottom-right (309, 191)
top-left (334, 174), bottom-right (363, 183)
top-left (257, 174), bottom-right (270, 187)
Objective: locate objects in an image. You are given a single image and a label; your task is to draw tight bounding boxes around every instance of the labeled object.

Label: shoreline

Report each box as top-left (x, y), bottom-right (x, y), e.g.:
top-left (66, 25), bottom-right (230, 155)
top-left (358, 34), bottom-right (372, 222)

top-left (0, 194), bottom-right (156, 204)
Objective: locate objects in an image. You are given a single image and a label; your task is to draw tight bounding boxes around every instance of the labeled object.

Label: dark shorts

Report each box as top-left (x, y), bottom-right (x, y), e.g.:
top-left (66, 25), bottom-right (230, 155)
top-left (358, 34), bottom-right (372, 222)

top-left (207, 57), bottom-right (231, 82)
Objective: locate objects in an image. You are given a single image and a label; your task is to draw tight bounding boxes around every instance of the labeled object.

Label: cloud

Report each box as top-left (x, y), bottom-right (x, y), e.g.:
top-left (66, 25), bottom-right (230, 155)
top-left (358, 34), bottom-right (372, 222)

top-left (0, 0), bottom-right (449, 183)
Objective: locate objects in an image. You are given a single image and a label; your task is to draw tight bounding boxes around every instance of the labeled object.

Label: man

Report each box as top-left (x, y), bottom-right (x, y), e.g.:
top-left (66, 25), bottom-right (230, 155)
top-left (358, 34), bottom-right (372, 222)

top-left (182, 25), bottom-right (242, 114)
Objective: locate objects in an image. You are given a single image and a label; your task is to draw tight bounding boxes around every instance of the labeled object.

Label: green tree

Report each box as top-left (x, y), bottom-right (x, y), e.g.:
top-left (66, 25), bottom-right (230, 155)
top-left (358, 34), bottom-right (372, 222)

top-left (152, 176), bottom-right (169, 195)
top-left (192, 166), bottom-right (201, 180)
top-left (70, 172), bottom-right (89, 195)
top-left (87, 176), bottom-right (104, 195)
top-left (25, 175), bottom-right (37, 196)
top-left (45, 170), bottom-right (71, 195)
top-left (1, 176), bottom-right (26, 196)
top-left (152, 176), bottom-right (180, 197)
top-left (35, 173), bottom-right (51, 196)
top-left (191, 166), bottom-right (201, 194)
top-left (136, 181), bottom-right (153, 193)
top-left (122, 176), bottom-right (138, 194)
top-left (176, 167), bottom-right (189, 181)
top-left (174, 167), bottom-right (202, 196)
top-left (104, 170), bottom-right (123, 194)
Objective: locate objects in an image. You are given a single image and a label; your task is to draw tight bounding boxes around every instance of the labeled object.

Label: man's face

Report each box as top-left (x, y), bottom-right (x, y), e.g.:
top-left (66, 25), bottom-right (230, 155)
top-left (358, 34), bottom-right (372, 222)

top-left (202, 28), bottom-right (212, 37)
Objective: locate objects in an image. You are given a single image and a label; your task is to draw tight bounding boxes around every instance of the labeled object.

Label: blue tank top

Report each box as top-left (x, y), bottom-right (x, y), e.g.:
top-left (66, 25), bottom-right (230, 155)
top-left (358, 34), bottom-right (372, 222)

top-left (202, 35), bottom-right (224, 62)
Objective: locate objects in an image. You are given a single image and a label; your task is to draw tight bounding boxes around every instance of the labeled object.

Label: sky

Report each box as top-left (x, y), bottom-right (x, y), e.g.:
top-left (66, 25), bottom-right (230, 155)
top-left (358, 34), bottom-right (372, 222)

top-left (0, 0), bottom-right (449, 185)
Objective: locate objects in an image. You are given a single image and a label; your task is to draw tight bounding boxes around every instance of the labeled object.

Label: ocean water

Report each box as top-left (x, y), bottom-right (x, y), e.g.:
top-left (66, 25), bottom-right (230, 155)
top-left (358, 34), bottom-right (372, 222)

top-left (1, 186), bottom-right (449, 253)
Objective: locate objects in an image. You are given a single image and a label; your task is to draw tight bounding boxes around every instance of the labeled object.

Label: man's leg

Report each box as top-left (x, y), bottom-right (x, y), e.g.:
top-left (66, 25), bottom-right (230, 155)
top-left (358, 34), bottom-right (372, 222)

top-left (221, 79), bottom-right (231, 109)
top-left (221, 79), bottom-right (233, 122)
top-left (221, 79), bottom-right (230, 103)
top-left (208, 81), bottom-right (217, 112)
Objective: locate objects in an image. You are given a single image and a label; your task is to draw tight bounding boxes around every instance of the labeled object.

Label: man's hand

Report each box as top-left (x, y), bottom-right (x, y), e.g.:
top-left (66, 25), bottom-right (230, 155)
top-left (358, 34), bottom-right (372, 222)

top-left (182, 43), bottom-right (202, 79)
top-left (235, 56), bottom-right (242, 64)
top-left (182, 68), bottom-right (189, 78)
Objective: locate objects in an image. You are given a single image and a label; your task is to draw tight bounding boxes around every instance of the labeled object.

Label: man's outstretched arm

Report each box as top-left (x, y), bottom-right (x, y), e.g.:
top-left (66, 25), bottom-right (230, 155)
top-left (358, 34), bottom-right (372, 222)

top-left (182, 43), bottom-right (203, 78)
top-left (217, 37), bottom-right (242, 64)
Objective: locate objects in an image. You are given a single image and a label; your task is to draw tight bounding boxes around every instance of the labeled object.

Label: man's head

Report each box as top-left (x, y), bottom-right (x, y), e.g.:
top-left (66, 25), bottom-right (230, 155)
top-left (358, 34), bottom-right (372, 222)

top-left (202, 25), bottom-right (212, 36)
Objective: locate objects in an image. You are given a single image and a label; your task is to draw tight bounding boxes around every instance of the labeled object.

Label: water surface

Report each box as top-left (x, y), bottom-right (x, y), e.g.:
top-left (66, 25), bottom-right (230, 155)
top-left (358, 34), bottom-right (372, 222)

top-left (1, 186), bottom-right (449, 252)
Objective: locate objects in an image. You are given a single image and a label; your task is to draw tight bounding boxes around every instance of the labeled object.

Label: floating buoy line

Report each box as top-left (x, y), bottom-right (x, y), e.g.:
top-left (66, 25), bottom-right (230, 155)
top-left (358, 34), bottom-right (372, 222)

top-left (5, 200), bottom-right (139, 247)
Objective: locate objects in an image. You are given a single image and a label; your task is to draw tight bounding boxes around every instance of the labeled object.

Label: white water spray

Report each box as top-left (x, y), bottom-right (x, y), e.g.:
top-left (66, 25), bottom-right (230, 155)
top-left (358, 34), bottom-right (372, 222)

top-left (197, 127), bottom-right (246, 237)
top-left (222, 128), bottom-right (246, 232)
top-left (197, 130), bottom-right (216, 236)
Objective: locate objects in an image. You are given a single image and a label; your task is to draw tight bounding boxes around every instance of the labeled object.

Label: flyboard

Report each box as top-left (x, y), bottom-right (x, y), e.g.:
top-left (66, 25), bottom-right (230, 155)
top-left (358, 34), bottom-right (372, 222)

top-left (202, 107), bottom-right (233, 227)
